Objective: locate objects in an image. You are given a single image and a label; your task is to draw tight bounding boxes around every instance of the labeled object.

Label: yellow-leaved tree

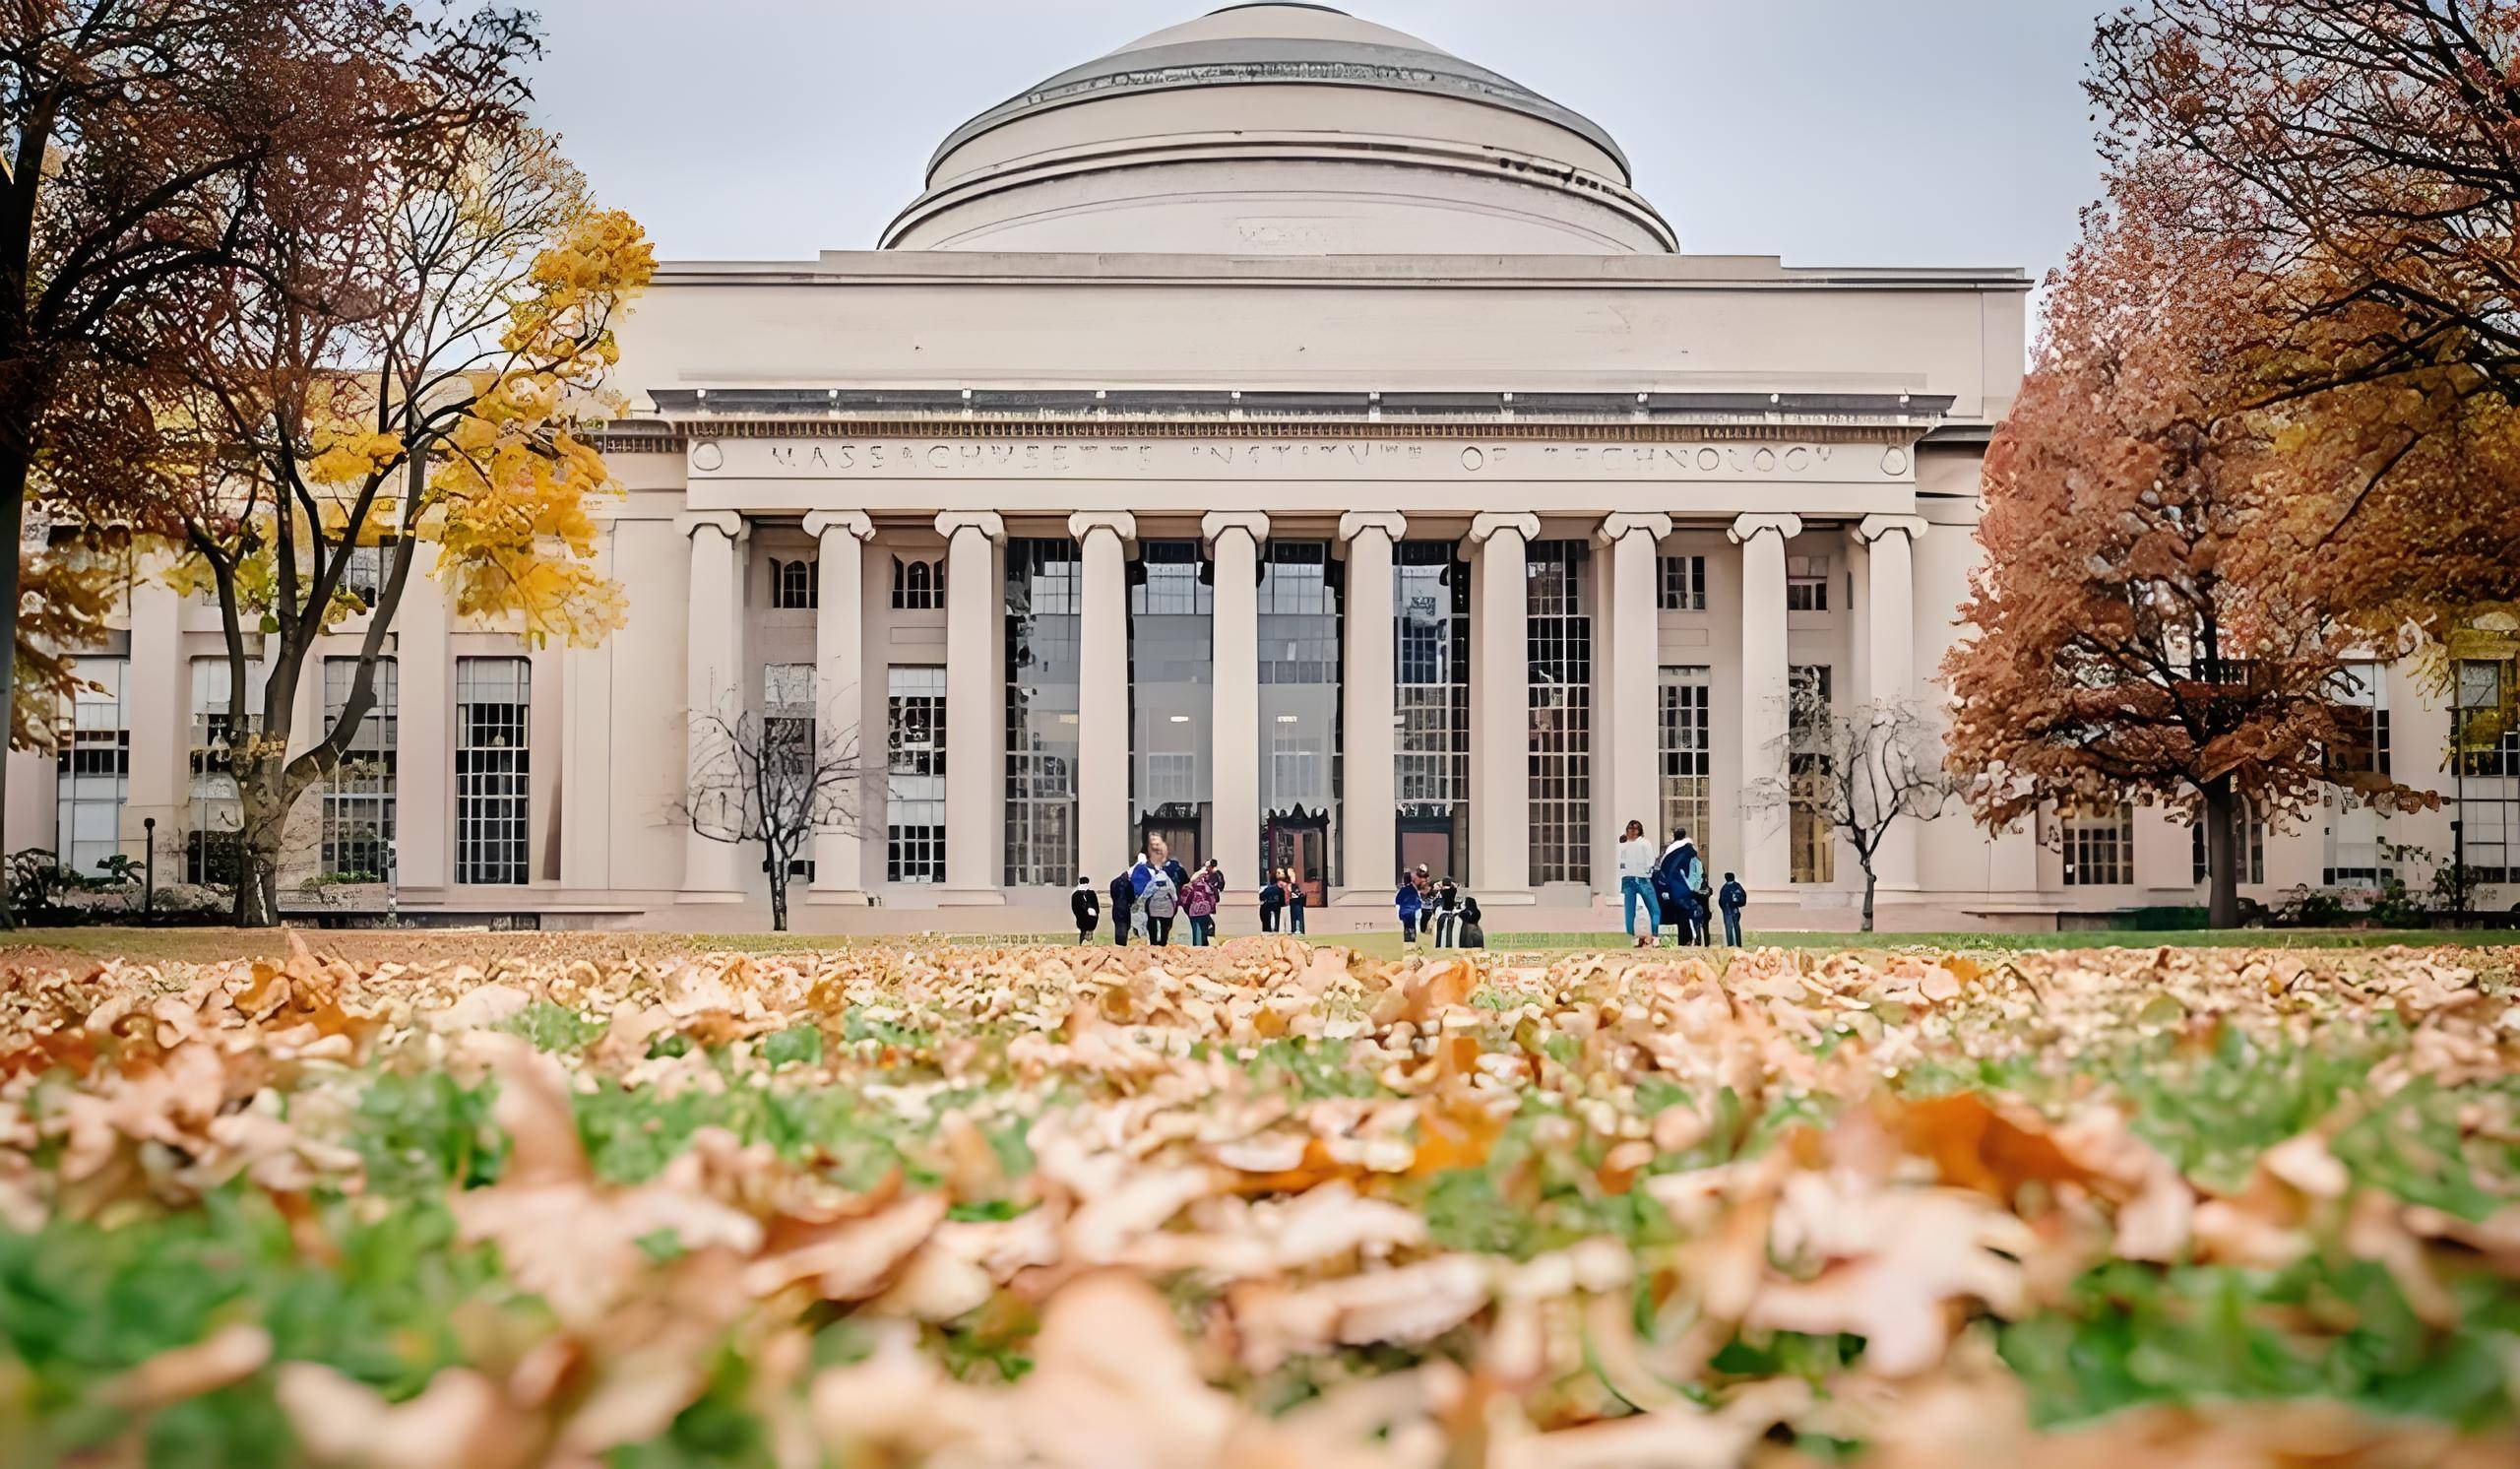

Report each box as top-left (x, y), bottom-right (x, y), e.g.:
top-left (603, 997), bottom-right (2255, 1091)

top-left (160, 126), bottom-right (650, 924)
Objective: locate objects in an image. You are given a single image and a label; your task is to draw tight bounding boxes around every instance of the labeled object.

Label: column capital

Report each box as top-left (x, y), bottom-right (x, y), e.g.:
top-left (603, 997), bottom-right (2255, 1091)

top-left (801, 510), bottom-right (874, 543)
top-left (1594, 511), bottom-right (1672, 546)
top-left (1855, 513), bottom-right (1929, 545)
top-left (1066, 510), bottom-right (1137, 543)
top-left (934, 510), bottom-right (1005, 543)
top-left (1201, 511), bottom-right (1270, 546)
top-left (1467, 510), bottom-right (1541, 545)
top-left (1727, 512), bottom-right (1804, 545)
top-left (1337, 510), bottom-right (1407, 543)
top-left (677, 510), bottom-right (744, 542)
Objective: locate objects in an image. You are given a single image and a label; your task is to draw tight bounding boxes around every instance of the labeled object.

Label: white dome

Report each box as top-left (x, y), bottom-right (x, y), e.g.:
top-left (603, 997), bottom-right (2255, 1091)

top-left (883, 3), bottom-right (1675, 255)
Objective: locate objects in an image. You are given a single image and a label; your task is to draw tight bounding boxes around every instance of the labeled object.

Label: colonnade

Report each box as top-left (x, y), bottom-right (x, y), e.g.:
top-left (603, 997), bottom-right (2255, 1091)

top-left (679, 508), bottom-right (1927, 903)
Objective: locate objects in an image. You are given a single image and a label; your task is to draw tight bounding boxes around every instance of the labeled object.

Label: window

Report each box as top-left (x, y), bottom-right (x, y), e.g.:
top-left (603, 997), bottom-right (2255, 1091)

top-left (1789, 665), bottom-right (1834, 884)
top-left (887, 665), bottom-right (945, 883)
top-left (338, 543), bottom-right (384, 607)
top-left (2190, 804), bottom-right (2266, 886)
top-left (321, 658), bottom-right (397, 879)
top-left (455, 657), bottom-right (531, 885)
top-left (1131, 542), bottom-right (1212, 824)
top-left (764, 662), bottom-right (816, 752)
top-left (2456, 659), bottom-right (2519, 778)
top-left (1786, 554), bottom-right (1830, 612)
top-left (2328, 663), bottom-right (2391, 779)
top-left (1394, 543), bottom-right (1471, 861)
top-left (54, 658), bottom-right (129, 878)
top-left (1527, 541), bottom-right (1591, 884)
top-left (891, 556), bottom-right (944, 610)
top-left (1005, 540), bottom-right (1079, 887)
top-left (188, 658), bottom-right (257, 884)
top-left (770, 556), bottom-right (818, 610)
top-left (1260, 541), bottom-right (1342, 881)
top-left (1659, 666), bottom-right (1711, 851)
top-left (2063, 803), bottom-right (2134, 886)
top-left (1656, 554), bottom-right (1706, 612)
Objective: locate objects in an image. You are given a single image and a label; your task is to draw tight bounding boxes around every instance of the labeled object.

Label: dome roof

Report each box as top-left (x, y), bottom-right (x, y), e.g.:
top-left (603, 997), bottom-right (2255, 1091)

top-left (883, 4), bottom-right (1675, 256)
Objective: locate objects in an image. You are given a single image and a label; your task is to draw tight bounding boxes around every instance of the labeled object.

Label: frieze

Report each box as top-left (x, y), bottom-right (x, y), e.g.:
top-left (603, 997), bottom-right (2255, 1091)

top-left (687, 434), bottom-right (1914, 483)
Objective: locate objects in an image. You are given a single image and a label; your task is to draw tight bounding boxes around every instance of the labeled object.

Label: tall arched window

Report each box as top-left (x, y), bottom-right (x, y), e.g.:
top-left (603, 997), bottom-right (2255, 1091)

top-left (892, 556), bottom-right (944, 609)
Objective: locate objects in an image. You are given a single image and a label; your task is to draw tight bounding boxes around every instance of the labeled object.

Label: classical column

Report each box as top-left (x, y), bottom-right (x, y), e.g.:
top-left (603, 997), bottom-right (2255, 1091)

top-left (804, 511), bottom-right (875, 902)
top-left (1598, 513), bottom-right (1671, 849)
top-left (1068, 512), bottom-right (1136, 883)
top-left (1469, 512), bottom-right (1540, 895)
top-left (1730, 513), bottom-right (1802, 891)
top-left (1858, 513), bottom-right (1928, 894)
top-left (395, 540), bottom-right (451, 894)
top-left (1336, 512), bottom-right (1405, 902)
top-left (681, 512), bottom-right (748, 902)
top-left (1204, 512), bottom-right (1268, 894)
top-left (935, 511), bottom-right (1005, 903)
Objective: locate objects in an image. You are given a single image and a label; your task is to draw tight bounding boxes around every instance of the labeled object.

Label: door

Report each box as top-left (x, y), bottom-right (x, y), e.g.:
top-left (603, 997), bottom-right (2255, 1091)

top-left (1397, 822), bottom-right (1453, 885)
top-left (1264, 813), bottom-right (1329, 907)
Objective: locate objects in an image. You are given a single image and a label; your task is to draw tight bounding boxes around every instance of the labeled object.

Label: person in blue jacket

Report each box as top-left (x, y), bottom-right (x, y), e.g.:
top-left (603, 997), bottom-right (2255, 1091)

top-left (1718, 872), bottom-right (1748, 947)
top-left (1395, 866), bottom-right (1426, 944)
top-left (1656, 829), bottom-right (1705, 944)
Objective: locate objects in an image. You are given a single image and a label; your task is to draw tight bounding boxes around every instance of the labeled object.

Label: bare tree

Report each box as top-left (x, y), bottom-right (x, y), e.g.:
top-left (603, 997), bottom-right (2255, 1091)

top-left (1743, 690), bottom-right (1960, 932)
top-left (680, 693), bottom-right (863, 932)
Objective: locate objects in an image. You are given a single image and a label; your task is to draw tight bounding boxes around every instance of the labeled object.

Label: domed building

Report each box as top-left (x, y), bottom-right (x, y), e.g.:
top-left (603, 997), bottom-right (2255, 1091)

top-left (31, 6), bottom-right (2497, 929)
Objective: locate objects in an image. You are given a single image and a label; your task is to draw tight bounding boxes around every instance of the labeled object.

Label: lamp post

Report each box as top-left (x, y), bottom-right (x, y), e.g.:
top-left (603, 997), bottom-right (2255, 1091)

top-left (141, 817), bottom-right (156, 918)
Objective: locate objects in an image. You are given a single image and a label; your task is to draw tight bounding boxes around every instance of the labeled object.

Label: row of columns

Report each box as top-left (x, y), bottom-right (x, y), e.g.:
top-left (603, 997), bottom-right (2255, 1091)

top-left (680, 507), bottom-right (1928, 903)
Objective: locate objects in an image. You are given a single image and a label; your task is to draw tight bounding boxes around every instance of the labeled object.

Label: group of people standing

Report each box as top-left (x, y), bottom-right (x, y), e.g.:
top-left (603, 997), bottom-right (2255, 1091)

top-left (1615, 822), bottom-right (1750, 947)
top-left (1069, 835), bottom-right (1246, 946)
top-left (1393, 865), bottom-right (1485, 948)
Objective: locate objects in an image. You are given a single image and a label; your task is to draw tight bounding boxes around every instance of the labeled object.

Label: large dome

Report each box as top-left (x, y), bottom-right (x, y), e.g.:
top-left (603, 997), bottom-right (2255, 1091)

top-left (882, 3), bottom-right (1675, 255)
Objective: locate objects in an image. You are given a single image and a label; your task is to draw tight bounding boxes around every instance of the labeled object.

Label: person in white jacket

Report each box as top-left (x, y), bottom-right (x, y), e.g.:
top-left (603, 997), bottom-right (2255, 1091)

top-left (1615, 819), bottom-right (1662, 948)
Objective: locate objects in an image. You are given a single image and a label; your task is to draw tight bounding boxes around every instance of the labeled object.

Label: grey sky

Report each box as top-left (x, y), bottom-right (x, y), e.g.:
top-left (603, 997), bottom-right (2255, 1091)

top-left (530, 1), bottom-right (2102, 302)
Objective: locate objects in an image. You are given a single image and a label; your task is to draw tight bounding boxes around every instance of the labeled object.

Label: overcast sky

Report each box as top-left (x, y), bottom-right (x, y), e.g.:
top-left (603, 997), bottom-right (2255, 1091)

top-left (529, 1), bottom-right (2104, 303)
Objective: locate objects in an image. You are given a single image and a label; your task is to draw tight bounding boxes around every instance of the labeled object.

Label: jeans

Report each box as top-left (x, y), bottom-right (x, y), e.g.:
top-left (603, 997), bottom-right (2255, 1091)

top-left (1148, 916), bottom-right (1173, 945)
top-left (1722, 910), bottom-right (1742, 946)
top-left (1188, 915), bottom-right (1213, 945)
top-left (1289, 906), bottom-right (1305, 934)
top-left (1620, 875), bottom-right (1662, 936)
top-left (1260, 907), bottom-right (1280, 932)
top-left (1112, 910), bottom-right (1130, 945)
top-left (1400, 912), bottom-right (1419, 941)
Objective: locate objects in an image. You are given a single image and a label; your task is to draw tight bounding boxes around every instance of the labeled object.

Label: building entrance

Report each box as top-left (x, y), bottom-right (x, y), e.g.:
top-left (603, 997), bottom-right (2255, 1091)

top-left (1263, 808), bottom-right (1329, 908)
top-left (1140, 813), bottom-right (1203, 871)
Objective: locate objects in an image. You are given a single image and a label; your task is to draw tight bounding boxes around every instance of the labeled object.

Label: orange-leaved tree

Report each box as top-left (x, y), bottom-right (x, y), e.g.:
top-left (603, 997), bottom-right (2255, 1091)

top-left (1943, 187), bottom-right (2433, 927)
top-left (160, 125), bottom-right (650, 924)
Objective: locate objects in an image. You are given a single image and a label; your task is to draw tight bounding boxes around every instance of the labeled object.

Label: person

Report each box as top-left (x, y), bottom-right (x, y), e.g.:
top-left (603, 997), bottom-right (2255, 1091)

top-left (1657, 829), bottom-right (1704, 945)
top-left (1127, 851), bottom-right (1157, 942)
top-left (1395, 870), bottom-right (1424, 945)
top-left (1458, 894), bottom-right (1485, 949)
top-left (1107, 867), bottom-right (1135, 945)
top-left (1258, 869), bottom-right (1286, 932)
top-left (1072, 876), bottom-right (1101, 944)
top-left (1718, 871), bottom-right (1748, 947)
top-left (1184, 862), bottom-right (1219, 945)
top-left (1431, 875), bottom-right (1461, 948)
top-left (1286, 868), bottom-right (1308, 934)
top-left (1615, 818), bottom-right (1662, 948)
top-left (1152, 836), bottom-right (1190, 895)
top-left (1140, 862), bottom-right (1179, 945)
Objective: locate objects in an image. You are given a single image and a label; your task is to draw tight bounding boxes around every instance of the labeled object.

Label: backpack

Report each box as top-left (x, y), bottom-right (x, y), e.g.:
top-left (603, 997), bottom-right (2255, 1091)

top-left (1142, 875), bottom-right (1178, 920)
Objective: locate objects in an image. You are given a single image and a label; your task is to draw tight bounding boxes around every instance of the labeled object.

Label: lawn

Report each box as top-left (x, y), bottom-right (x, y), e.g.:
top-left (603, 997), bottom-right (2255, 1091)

top-left (2, 931), bottom-right (2517, 1465)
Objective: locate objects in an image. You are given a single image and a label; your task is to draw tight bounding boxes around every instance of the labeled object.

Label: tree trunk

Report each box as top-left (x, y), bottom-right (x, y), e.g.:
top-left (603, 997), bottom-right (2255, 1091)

top-left (768, 852), bottom-right (789, 932)
top-left (1860, 862), bottom-right (1878, 933)
top-left (0, 445), bottom-right (26, 930)
top-left (2201, 779), bottom-right (2242, 929)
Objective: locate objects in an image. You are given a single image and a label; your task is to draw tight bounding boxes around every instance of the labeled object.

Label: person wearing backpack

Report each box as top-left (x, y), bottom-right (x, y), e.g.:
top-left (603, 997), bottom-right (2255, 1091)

top-left (1108, 867), bottom-right (1135, 945)
top-left (1140, 865), bottom-right (1180, 944)
top-left (1183, 863), bottom-right (1220, 945)
top-left (1258, 869), bottom-right (1286, 932)
top-left (1718, 871), bottom-right (1748, 947)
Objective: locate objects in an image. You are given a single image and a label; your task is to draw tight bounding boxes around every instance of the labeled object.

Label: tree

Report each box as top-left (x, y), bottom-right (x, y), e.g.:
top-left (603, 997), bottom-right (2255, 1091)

top-left (2088, 1), bottom-right (2520, 639)
top-left (161, 123), bottom-right (650, 925)
top-left (0, 0), bottom-right (535, 924)
top-left (1743, 691), bottom-right (1958, 932)
top-left (1943, 197), bottom-right (2433, 927)
top-left (681, 693), bottom-right (863, 933)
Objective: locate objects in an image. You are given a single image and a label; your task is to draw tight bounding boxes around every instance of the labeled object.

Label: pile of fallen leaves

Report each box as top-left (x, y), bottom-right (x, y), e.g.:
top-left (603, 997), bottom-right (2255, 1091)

top-left (2, 934), bottom-right (2517, 1467)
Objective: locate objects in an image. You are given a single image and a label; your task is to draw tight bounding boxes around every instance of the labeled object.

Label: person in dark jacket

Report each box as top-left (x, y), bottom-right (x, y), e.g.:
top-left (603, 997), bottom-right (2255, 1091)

top-left (1286, 870), bottom-right (1308, 933)
top-left (1458, 895), bottom-right (1485, 949)
top-left (1258, 869), bottom-right (1286, 932)
top-left (1395, 872), bottom-right (1424, 944)
top-left (1107, 870), bottom-right (1134, 945)
top-left (1717, 872), bottom-right (1748, 947)
top-left (1071, 877), bottom-right (1101, 944)
top-left (1656, 830), bottom-right (1704, 945)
